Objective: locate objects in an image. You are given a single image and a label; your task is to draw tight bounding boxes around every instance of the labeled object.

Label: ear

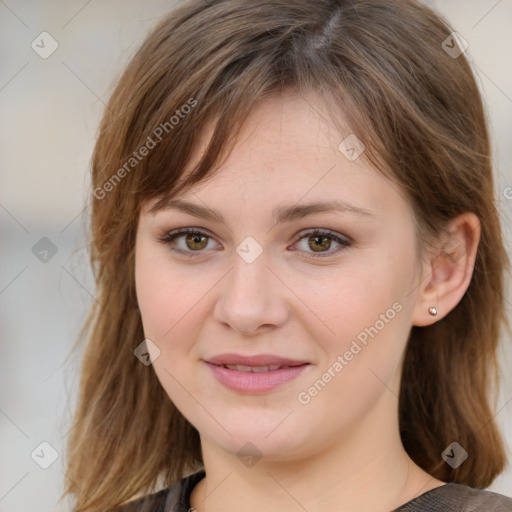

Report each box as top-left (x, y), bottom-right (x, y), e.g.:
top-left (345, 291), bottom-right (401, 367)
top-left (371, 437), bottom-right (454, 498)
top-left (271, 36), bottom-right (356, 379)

top-left (412, 212), bottom-right (481, 327)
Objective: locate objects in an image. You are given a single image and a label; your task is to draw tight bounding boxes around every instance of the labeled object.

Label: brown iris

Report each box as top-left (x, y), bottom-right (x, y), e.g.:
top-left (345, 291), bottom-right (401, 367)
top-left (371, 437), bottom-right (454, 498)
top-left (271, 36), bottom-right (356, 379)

top-left (308, 234), bottom-right (331, 252)
top-left (185, 233), bottom-right (208, 250)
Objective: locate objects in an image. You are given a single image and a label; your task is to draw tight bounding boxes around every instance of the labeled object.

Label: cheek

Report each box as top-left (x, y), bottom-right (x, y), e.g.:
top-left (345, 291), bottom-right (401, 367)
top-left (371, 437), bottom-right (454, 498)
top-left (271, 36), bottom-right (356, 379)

top-left (134, 243), bottom-right (217, 357)
top-left (292, 247), bottom-right (414, 395)
top-left (294, 255), bottom-right (409, 346)
top-left (135, 243), bottom-right (186, 342)
top-left (134, 252), bottom-right (225, 437)
top-left (135, 255), bottom-right (170, 340)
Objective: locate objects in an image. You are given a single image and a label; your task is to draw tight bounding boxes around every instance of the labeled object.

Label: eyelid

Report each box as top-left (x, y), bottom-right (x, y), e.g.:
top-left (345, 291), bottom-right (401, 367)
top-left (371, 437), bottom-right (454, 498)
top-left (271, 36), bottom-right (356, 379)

top-left (294, 228), bottom-right (352, 245)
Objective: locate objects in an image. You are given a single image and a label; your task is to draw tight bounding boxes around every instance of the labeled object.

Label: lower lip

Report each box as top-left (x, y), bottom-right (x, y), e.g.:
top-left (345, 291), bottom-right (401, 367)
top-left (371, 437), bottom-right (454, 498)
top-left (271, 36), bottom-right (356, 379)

top-left (206, 362), bottom-right (310, 394)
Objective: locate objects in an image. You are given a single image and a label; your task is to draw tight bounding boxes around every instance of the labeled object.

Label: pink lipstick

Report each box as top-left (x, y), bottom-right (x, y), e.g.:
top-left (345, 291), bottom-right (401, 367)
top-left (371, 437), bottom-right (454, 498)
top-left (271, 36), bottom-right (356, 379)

top-left (204, 353), bottom-right (310, 394)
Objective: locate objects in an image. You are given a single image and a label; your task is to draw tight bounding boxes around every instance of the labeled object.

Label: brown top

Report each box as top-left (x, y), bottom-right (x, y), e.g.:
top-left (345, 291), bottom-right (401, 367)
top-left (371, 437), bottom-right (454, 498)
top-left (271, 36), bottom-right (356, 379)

top-left (112, 469), bottom-right (512, 512)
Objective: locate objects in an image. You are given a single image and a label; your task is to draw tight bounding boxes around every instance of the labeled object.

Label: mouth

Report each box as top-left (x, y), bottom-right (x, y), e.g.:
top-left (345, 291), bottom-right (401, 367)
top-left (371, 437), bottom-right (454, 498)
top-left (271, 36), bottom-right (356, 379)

top-left (204, 353), bottom-right (310, 394)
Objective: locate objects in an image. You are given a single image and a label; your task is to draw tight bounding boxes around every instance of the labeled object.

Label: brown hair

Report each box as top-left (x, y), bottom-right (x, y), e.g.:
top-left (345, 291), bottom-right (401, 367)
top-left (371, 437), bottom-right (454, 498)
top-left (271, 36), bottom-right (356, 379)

top-left (61, 0), bottom-right (510, 510)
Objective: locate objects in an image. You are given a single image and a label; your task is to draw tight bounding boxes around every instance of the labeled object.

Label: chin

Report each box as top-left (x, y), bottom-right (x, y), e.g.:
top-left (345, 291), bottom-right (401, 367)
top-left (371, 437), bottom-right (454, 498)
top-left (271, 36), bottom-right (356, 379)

top-left (201, 414), bottom-right (315, 461)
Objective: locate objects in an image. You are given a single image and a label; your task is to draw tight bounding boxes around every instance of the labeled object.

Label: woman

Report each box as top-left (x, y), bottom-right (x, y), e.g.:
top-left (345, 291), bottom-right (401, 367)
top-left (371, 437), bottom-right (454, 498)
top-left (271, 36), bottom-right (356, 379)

top-left (61, 0), bottom-right (512, 510)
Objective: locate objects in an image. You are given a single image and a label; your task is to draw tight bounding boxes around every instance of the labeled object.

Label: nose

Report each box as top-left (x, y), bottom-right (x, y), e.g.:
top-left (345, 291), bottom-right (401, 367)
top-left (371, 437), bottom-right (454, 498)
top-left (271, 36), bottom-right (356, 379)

top-left (213, 251), bottom-right (289, 337)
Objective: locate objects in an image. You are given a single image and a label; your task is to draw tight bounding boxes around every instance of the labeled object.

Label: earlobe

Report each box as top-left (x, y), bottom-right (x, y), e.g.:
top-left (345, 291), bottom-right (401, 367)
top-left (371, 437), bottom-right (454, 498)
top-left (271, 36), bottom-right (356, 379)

top-left (412, 212), bottom-right (481, 327)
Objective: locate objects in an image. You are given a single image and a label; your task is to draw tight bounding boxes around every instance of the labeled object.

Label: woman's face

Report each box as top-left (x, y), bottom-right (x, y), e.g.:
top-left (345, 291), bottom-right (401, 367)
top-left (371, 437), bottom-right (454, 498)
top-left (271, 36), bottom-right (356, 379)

top-left (135, 90), bottom-right (424, 461)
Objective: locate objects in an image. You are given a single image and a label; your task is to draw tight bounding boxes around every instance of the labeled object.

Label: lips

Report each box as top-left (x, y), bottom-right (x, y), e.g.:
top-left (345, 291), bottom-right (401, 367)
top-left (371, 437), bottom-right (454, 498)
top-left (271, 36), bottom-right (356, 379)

top-left (204, 353), bottom-right (310, 394)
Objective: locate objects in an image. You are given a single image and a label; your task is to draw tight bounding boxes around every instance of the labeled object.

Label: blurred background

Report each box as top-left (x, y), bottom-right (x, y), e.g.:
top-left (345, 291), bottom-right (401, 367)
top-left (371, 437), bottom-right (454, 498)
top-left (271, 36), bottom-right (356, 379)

top-left (0, 1), bottom-right (511, 510)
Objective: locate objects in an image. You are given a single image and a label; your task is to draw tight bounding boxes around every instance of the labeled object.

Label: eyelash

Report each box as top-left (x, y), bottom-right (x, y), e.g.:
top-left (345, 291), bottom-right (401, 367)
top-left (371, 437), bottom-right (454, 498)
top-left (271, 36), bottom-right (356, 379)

top-left (157, 228), bottom-right (352, 259)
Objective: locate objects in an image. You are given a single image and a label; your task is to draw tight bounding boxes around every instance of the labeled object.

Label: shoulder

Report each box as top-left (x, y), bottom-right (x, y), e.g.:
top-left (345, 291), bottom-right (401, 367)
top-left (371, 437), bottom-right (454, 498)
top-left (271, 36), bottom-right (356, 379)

top-left (111, 487), bottom-right (170, 512)
top-left (396, 482), bottom-right (512, 512)
top-left (110, 469), bottom-right (206, 512)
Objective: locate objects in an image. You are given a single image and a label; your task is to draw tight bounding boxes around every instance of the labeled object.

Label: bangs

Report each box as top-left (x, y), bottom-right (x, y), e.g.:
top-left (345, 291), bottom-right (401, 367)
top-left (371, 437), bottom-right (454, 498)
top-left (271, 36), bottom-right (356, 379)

top-left (97, 0), bottom-right (389, 213)
top-left (133, 74), bottom-right (284, 205)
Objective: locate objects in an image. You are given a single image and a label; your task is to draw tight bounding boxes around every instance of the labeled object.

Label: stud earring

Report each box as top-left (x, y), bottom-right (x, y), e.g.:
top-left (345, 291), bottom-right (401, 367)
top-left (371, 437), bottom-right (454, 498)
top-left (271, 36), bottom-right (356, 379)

top-left (428, 306), bottom-right (438, 316)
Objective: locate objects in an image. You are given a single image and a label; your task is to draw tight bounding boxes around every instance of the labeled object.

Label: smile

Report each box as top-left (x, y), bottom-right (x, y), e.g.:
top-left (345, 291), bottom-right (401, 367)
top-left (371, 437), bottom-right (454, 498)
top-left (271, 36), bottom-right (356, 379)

top-left (205, 361), bottom-right (310, 394)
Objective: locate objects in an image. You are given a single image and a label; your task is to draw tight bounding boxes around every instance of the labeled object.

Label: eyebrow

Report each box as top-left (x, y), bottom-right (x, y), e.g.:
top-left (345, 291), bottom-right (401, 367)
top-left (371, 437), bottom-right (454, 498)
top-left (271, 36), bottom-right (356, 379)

top-left (148, 197), bottom-right (376, 223)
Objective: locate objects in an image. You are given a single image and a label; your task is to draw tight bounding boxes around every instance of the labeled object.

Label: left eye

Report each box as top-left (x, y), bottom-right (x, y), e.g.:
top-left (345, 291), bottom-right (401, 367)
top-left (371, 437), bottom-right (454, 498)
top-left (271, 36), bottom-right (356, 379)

top-left (293, 230), bottom-right (352, 257)
top-left (158, 228), bottom-right (351, 258)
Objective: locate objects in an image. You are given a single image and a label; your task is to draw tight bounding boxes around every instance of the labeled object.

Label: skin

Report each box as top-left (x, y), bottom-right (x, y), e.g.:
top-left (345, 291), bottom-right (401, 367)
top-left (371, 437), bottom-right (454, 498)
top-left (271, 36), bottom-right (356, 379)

top-left (134, 89), bottom-right (481, 512)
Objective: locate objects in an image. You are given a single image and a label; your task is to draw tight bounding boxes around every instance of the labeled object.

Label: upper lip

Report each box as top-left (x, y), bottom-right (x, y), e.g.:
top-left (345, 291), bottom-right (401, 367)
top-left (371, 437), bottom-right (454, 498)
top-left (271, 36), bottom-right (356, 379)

top-left (205, 353), bottom-right (309, 367)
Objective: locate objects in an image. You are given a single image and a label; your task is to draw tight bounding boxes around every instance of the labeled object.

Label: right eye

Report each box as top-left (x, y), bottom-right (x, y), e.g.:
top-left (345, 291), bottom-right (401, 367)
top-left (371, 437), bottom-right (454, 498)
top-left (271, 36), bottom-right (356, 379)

top-left (158, 228), bottom-right (222, 255)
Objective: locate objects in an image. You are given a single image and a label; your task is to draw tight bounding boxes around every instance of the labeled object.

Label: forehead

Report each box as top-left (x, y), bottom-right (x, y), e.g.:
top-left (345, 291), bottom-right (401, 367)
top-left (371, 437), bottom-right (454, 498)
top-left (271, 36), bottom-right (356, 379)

top-left (143, 89), bottom-right (408, 221)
